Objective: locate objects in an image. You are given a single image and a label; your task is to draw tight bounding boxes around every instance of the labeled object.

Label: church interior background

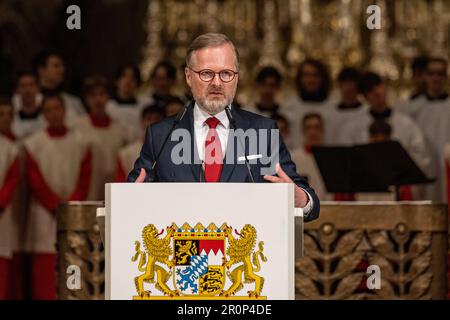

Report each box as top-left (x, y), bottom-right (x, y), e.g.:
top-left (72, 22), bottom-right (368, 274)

top-left (1, 0), bottom-right (450, 300)
top-left (1, 0), bottom-right (450, 100)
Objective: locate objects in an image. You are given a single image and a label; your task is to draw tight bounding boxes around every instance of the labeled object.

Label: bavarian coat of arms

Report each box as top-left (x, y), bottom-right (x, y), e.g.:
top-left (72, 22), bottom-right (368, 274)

top-left (131, 222), bottom-right (267, 299)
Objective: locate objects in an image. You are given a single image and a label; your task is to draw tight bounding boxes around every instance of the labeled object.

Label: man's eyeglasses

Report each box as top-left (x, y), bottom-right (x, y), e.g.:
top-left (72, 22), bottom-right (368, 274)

top-left (189, 67), bottom-right (238, 83)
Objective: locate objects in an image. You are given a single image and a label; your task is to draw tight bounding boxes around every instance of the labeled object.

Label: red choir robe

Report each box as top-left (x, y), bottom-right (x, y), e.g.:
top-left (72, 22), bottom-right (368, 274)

top-left (115, 140), bottom-right (143, 182)
top-left (0, 131), bottom-right (30, 299)
top-left (24, 127), bottom-right (92, 252)
top-left (0, 135), bottom-right (20, 299)
top-left (106, 98), bottom-right (148, 143)
top-left (6, 139), bottom-right (29, 300)
top-left (24, 127), bottom-right (91, 299)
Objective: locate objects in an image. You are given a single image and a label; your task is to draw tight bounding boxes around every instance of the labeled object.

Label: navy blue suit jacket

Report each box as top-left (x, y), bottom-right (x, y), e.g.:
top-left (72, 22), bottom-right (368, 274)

top-left (127, 102), bottom-right (320, 221)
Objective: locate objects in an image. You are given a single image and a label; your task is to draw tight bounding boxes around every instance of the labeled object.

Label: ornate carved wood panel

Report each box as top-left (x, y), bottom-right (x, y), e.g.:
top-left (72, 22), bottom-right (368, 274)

top-left (57, 202), bottom-right (104, 300)
top-left (296, 203), bottom-right (448, 300)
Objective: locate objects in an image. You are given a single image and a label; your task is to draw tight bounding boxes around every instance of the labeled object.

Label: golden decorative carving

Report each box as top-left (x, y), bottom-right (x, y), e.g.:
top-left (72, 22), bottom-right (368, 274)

top-left (367, 230), bottom-right (432, 299)
top-left (57, 202), bottom-right (104, 300)
top-left (296, 228), bottom-right (367, 299)
top-left (296, 203), bottom-right (448, 300)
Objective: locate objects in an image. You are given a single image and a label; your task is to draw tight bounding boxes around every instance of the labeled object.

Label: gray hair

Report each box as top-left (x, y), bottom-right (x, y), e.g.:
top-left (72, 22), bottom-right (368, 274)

top-left (186, 33), bottom-right (239, 69)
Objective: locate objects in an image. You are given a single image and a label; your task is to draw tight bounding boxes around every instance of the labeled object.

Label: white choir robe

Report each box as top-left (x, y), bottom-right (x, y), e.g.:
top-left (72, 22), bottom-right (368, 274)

top-left (415, 98), bottom-right (450, 202)
top-left (12, 94), bottom-right (46, 140)
top-left (115, 140), bottom-right (143, 182)
top-left (74, 115), bottom-right (127, 200)
top-left (395, 95), bottom-right (428, 120)
top-left (12, 92), bottom-right (84, 128)
top-left (61, 92), bottom-right (86, 128)
top-left (325, 104), bottom-right (368, 145)
top-left (9, 141), bottom-right (30, 256)
top-left (290, 147), bottom-right (333, 201)
top-left (24, 128), bottom-right (92, 253)
top-left (61, 92), bottom-right (86, 116)
top-left (281, 94), bottom-right (337, 148)
top-left (244, 104), bottom-right (295, 150)
top-left (106, 98), bottom-right (149, 143)
top-left (12, 93), bottom-right (43, 113)
top-left (0, 136), bottom-right (20, 258)
top-left (12, 112), bottom-right (46, 141)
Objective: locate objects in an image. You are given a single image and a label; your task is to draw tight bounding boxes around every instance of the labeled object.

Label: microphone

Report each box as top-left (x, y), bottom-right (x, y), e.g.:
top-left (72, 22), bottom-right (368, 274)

top-left (147, 101), bottom-right (192, 181)
top-left (224, 106), bottom-right (255, 183)
top-left (199, 160), bottom-right (205, 183)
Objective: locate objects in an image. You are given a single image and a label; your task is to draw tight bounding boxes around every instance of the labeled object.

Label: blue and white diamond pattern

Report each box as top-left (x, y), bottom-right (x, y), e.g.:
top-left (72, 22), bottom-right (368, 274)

top-left (175, 255), bottom-right (208, 294)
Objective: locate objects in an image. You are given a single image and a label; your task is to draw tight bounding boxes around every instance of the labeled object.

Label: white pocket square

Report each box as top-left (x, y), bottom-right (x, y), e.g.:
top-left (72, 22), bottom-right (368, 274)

top-left (238, 154), bottom-right (262, 161)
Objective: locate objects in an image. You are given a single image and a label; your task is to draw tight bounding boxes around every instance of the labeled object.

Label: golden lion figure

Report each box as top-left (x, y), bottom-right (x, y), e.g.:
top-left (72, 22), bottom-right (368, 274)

top-left (221, 224), bottom-right (267, 298)
top-left (131, 224), bottom-right (178, 297)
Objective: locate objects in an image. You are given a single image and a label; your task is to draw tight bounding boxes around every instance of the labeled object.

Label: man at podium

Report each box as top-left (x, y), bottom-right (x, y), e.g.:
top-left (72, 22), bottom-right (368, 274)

top-left (127, 33), bottom-right (320, 221)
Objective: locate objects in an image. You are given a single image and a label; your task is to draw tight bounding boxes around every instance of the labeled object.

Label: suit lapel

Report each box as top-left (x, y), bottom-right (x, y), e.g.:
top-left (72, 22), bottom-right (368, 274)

top-left (174, 102), bottom-right (202, 182)
top-left (220, 106), bottom-right (251, 182)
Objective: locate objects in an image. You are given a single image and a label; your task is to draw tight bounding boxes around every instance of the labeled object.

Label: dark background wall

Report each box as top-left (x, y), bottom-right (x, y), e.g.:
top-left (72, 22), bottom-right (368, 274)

top-left (0, 0), bottom-right (149, 96)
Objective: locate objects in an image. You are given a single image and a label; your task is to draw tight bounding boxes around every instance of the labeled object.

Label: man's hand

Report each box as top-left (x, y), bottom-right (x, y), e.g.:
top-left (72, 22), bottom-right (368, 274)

top-left (135, 168), bottom-right (147, 183)
top-left (263, 163), bottom-right (309, 208)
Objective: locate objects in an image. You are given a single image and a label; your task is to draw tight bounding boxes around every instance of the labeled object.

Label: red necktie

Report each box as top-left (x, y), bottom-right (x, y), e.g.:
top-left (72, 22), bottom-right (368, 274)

top-left (204, 117), bottom-right (223, 182)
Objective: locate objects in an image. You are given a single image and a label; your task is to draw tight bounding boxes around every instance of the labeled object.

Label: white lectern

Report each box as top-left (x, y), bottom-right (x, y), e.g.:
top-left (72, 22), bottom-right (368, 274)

top-left (103, 183), bottom-right (300, 300)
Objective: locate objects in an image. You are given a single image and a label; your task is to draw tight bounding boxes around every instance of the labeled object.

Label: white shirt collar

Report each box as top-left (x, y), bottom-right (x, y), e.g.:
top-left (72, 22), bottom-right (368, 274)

top-left (193, 102), bottom-right (230, 129)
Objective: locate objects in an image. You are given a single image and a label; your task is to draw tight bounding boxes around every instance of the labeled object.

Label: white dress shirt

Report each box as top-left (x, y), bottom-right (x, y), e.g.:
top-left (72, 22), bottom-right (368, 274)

top-left (193, 103), bottom-right (230, 162)
top-left (192, 102), bottom-right (313, 215)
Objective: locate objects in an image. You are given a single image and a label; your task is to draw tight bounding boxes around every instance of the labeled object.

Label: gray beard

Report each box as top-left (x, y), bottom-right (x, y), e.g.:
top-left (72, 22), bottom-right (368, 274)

top-left (197, 97), bottom-right (229, 115)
